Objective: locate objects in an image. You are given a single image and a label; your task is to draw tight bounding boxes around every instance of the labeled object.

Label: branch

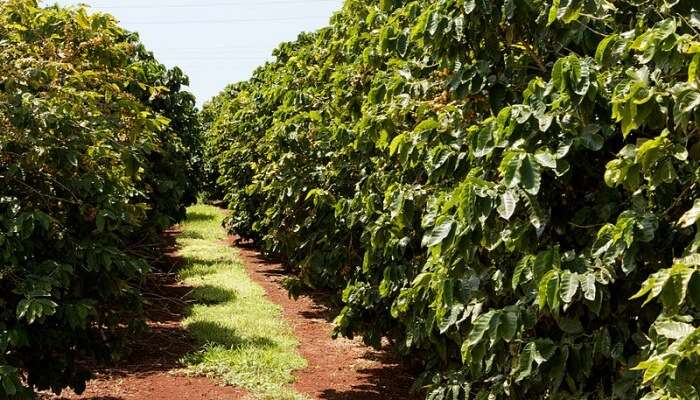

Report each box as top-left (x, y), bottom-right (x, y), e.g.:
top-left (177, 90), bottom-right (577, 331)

top-left (520, 42), bottom-right (547, 73)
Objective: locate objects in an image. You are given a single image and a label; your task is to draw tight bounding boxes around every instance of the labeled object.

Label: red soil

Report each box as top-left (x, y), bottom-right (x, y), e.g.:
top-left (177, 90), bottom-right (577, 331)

top-left (42, 228), bottom-right (245, 400)
top-left (44, 227), bottom-right (420, 400)
top-left (230, 238), bottom-right (421, 400)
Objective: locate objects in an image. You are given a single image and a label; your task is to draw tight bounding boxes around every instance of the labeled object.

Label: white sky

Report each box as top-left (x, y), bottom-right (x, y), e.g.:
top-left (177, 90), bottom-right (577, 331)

top-left (50, 0), bottom-right (344, 106)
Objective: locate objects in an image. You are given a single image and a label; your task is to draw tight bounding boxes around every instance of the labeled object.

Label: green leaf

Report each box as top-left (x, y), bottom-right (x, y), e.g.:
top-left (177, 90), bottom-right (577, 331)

top-left (498, 309), bottom-right (518, 341)
top-left (427, 11), bottom-right (441, 36)
top-left (410, 9), bottom-right (430, 38)
top-left (678, 254), bottom-right (700, 266)
top-left (661, 264), bottom-right (696, 310)
top-left (534, 247), bottom-right (559, 280)
top-left (516, 339), bottom-right (555, 381)
top-left (525, 194), bottom-right (547, 233)
top-left (675, 89), bottom-right (700, 130)
top-left (462, 310), bottom-right (497, 362)
top-left (547, 0), bottom-right (560, 26)
top-left (546, 271), bottom-right (561, 311)
top-left (389, 133), bottom-right (406, 156)
top-left (636, 132), bottom-right (669, 170)
top-left (308, 110), bottom-right (322, 122)
top-left (423, 219), bottom-right (454, 248)
top-left (634, 358), bottom-right (666, 384)
top-left (559, 270), bottom-right (579, 304)
top-left (415, 118), bottom-right (440, 133)
top-left (468, 311), bottom-right (495, 346)
top-left (538, 269), bottom-right (558, 310)
top-left (396, 33), bottom-right (409, 57)
top-left (619, 104), bottom-right (638, 137)
top-left (678, 199), bottom-right (700, 228)
top-left (595, 34), bottom-right (618, 64)
top-left (654, 320), bottom-right (695, 340)
top-left (497, 190), bottom-right (518, 220)
top-left (472, 124), bottom-right (494, 158)
top-left (560, 0), bottom-right (583, 23)
top-left (689, 54), bottom-right (700, 83)
top-left (412, 272), bottom-right (434, 288)
top-left (16, 300), bottom-right (30, 321)
top-left (520, 155), bottom-right (542, 195)
top-left (463, 0), bottom-right (476, 14)
top-left (369, 84), bottom-right (386, 104)
top-left (534, 149), bottom-right (557, 169)
top-left (581, 273), bottom-right (596, 301)
top-left (74, 9), bottom-right (91, 29)
top-left (515, 342), bottom-right (537, 381)
top-left (500, 151), bottom-right (523, 188)
top-left (305, 188), bottom-right (326, 201)
top-left (512, 255), bottom-right (533, 290)
top-left (379, 0), bottom-right (393, 12)
top-left (631, 269), bottom-right (671, 306)
top-left (579, 126), bottom-right (604, 151)
top-left (438, 304), bottom-right (464, 334)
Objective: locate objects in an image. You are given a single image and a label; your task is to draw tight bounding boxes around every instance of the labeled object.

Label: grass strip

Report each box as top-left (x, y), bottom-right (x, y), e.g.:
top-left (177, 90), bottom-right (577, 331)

top-left (177, 204), bottom-right (308, 400)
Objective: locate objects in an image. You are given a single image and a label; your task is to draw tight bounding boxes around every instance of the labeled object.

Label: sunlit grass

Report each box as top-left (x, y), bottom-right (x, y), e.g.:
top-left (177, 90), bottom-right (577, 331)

top-left (177, 204), bottom-right (308, 400)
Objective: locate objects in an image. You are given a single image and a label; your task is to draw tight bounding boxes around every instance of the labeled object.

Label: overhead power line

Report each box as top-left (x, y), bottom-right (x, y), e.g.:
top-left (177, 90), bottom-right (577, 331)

top-left (88, 0), bottom-right (340, 9)
top-left (157, 47), bottom-right (272, 52)
top-left (122, 15), bottom-right (331, 25)
top-left (164, 55), bottom-right (276, 59)
top-left (163, 51), bottom-right (273, 55)
top-left (159, 45), bottom-right (270, 50)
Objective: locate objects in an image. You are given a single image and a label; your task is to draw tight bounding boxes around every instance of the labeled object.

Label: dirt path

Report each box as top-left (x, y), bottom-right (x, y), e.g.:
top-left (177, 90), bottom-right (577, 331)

top-left (231, 239), bottom-right (420, 400)
top-left (46, 218), bottom-right (419, 400)
top-left (44, 228), bottom-right (246, 400)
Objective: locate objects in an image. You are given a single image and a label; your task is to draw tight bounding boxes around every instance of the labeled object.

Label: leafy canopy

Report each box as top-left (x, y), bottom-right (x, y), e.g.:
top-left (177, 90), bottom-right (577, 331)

top-left (205, 0), bottom-right (700, 399)
top-left (0, 0), bottom-right (200, 396)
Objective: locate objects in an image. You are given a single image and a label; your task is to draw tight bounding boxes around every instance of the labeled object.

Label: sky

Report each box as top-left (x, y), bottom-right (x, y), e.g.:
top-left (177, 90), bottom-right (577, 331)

top-left (51, 0), bottom-right (344, 106)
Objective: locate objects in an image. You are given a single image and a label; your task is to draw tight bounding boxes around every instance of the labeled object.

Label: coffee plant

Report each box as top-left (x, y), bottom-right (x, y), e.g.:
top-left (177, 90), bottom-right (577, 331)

top-left (204, 0), bottom-right (700, 398)
top-left (0, 0), bottom-right (199, 396)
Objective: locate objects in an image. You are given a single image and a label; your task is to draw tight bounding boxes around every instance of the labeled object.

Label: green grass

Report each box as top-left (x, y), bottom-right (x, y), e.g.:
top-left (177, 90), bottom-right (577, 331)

top-left (176, 204), bottom-right (308, 400)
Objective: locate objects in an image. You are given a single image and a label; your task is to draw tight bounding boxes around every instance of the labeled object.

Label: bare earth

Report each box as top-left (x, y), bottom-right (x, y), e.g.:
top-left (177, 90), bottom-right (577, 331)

top-left (230, 238), bottom-right (420, 400)
top-left (45, 228), bottom-right (419, 400)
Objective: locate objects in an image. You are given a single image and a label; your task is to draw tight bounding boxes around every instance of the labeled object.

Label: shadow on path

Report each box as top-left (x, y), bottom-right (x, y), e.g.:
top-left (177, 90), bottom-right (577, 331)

top-left (228, 236), bottom-right (422, 400)
top-left (45, 225), bottom-right (246, 400)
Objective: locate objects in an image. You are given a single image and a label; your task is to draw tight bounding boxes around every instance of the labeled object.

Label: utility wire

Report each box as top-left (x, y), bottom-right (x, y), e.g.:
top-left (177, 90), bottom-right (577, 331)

top-left (89, 0), bottom-right (340, 9)
top-left (155, 47), bottom-right (272, 51)
top-left (160, 52), bottom-right (275, 56)
top-left (159, 46), bottom-right (270, 50)
top-left (122, 15), bottom-right (330, 25)
top-left (159, 48), bottom-right (273, 52)
top-left (163, 56), bottom-right (275, 60)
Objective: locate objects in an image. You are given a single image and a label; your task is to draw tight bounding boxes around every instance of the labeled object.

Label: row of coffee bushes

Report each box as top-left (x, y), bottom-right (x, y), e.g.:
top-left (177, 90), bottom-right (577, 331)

top-left (204, 0), bottom-right (700, 398)
top-left (0, 1), bottom-right (200, 396)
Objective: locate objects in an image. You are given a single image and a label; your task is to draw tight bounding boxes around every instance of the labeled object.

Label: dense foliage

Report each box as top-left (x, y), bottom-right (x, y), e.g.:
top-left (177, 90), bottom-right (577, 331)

top-left (204, 0), bottom-right (700, 398)
top-left (0, 0), bottom-right (199, 396)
